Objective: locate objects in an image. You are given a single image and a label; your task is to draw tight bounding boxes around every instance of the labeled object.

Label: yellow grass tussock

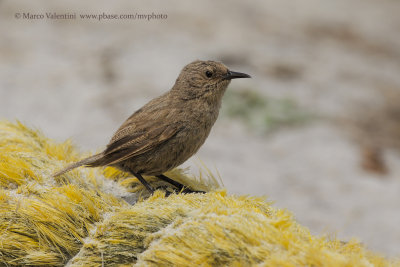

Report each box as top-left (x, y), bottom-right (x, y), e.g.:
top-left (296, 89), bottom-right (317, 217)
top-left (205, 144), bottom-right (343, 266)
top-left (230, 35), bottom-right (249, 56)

top-left (0, 120), bottom-right (397, 266)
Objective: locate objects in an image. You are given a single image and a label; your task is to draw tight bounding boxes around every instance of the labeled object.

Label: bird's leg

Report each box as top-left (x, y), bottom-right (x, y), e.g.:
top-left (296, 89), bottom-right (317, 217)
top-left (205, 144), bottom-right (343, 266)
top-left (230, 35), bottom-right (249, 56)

top-left (156, 174), bottom-right (184, 190)
top-left (128, 169), bottom-right (154, 193)
top-left (156, 174), bottom-right (206, 194)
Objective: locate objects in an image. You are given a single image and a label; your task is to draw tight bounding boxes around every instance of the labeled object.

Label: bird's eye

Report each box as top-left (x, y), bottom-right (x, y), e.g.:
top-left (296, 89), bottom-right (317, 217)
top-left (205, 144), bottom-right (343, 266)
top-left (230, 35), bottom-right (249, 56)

top-left (205, 71), bottom-right (213, 78)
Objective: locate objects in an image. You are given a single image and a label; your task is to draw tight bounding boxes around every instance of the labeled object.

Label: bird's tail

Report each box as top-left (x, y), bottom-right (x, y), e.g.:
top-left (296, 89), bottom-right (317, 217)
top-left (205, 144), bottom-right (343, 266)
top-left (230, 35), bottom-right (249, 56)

top-left (52, 152), bottom-right (104, 177)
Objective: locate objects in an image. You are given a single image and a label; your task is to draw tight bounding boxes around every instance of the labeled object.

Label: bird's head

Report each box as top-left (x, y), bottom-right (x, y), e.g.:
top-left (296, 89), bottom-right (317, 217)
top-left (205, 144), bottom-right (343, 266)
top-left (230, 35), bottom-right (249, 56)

top-left (172, 60), bottom-right (251, 101)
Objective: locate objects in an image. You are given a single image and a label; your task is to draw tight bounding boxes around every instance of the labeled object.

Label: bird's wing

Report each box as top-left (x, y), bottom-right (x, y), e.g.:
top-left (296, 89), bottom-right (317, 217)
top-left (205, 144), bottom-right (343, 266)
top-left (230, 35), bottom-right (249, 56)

top-left (100, 111), bottom-right (180, 166)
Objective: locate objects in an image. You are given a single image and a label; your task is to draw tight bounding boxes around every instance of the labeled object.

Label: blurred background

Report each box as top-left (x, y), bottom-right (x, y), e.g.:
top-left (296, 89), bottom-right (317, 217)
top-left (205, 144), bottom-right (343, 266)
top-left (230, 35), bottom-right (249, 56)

top-left (1, 0), bottom-right (399, 257)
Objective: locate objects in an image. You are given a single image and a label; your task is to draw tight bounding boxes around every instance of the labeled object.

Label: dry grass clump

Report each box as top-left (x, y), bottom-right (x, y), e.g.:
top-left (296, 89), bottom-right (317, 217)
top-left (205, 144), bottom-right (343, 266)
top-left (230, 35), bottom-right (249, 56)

top-left (0, 121), bottom-right (397, 266)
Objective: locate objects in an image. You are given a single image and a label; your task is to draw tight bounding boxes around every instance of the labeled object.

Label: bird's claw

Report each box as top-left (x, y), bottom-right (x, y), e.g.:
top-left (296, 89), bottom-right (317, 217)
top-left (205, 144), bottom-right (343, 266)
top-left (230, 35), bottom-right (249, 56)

top-left (154, 185), bottom-right (206, 196)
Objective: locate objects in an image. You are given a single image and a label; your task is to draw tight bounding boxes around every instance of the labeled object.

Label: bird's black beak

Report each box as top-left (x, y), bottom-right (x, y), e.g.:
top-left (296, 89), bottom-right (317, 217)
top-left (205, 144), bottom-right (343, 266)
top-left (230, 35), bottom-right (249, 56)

top-left (223, 70), bottom-right (251, 80)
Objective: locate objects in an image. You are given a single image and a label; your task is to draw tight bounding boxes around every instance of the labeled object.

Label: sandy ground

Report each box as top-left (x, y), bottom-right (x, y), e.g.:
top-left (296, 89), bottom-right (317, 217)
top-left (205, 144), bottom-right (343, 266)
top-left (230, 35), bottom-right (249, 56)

top-left (1, 0), bottom-right (400, 257)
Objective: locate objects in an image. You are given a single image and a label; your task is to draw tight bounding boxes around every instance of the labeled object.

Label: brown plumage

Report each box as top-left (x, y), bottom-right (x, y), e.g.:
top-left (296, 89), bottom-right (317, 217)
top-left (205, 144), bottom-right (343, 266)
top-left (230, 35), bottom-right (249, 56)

top-left (53, 60), bottom-right (251, 193)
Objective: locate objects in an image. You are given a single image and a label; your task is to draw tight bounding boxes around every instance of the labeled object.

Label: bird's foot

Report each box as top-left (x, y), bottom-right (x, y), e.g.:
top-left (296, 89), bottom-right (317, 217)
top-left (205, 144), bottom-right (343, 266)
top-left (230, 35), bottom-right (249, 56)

top-left (155, 174), bottom-right (206, 195)
top-left (154, 185), bottom-right (206, 196)
top-left (181, 187), bottom-right (206, 194)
